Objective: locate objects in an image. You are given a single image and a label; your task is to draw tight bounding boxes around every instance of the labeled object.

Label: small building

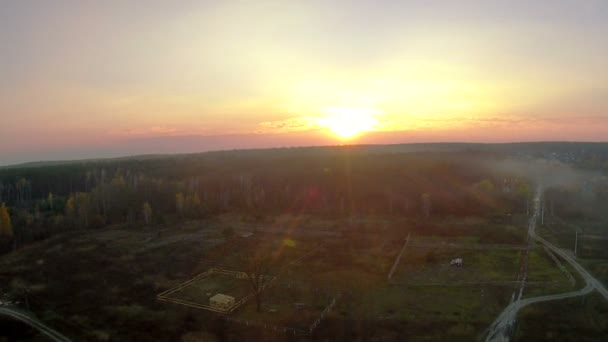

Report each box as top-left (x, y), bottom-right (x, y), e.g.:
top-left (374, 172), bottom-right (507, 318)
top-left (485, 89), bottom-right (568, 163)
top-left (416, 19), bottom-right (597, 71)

top-left (209, 294), bottom-right (235, 309)
top-left (450, 258), bottom-right (463, 267)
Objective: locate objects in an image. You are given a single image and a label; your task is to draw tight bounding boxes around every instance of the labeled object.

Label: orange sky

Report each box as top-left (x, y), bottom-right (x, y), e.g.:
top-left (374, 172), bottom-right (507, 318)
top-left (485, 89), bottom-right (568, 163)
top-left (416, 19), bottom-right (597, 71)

top-left (1, 1), bottom-right (607, 164)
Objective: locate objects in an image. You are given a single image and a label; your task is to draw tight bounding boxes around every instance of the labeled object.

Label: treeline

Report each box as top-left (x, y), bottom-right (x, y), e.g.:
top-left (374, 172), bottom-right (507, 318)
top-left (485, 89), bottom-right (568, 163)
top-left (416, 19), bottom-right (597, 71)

top-left (0, 147), bottom-right (533, 253)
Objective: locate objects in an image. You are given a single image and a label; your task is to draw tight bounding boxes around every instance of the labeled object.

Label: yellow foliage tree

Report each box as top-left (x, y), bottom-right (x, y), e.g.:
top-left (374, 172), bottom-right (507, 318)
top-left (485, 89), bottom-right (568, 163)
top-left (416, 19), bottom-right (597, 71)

top-left (186, 193), bottom-right (202, 213)
top-left (175, 193), bottom-right (185, 216)
top-left (0, 202), bottom-right (13, 239)
top-left (65, 193), bottom-right (91, 228)
top-left (475, 179), bottom-right (495, 192)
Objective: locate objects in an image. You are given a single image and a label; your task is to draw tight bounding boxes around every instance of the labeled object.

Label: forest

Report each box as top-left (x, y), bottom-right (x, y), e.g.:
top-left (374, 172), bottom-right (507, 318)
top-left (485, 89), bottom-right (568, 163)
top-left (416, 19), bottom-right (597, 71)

top-left (0, 145), bottom-right (534, 254)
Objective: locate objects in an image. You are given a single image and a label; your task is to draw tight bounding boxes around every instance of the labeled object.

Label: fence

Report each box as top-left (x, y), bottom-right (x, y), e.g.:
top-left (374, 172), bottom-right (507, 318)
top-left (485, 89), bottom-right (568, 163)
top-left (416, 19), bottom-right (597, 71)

top-left (157, 268), bottom-right (275, 314)
top-left (223, 293), bottom-right (341, 337)
top-left (387, 233), bottom-right (410, 281)
top-left (308, 294), bottom-right (339, 334)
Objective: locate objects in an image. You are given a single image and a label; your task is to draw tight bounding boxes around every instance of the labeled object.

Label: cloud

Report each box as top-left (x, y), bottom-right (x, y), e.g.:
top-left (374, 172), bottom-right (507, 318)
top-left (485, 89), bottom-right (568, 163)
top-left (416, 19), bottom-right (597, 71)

top-left (257, 117), bottom-right (319, 133)
top-left (258, 107), bottom-right (392, 134)
top-left (108, 126), bottom-right (180, 136)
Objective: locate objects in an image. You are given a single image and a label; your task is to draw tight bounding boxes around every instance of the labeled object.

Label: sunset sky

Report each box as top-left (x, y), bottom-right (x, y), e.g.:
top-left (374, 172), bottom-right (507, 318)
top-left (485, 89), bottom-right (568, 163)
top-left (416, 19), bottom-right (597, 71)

top-left (1, 0), bottom-right (608, 165)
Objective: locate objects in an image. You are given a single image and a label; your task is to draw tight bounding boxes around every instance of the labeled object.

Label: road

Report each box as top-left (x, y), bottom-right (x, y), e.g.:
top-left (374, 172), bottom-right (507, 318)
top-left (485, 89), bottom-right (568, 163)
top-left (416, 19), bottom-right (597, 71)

top-left (0, 307), bottom-right (71, 342)
top-left (485, 187), bottom-right (608, 342)
top-left (537, 234), bottom-right (608, 300)
top-left (512, 192), bottom-right (541, 302)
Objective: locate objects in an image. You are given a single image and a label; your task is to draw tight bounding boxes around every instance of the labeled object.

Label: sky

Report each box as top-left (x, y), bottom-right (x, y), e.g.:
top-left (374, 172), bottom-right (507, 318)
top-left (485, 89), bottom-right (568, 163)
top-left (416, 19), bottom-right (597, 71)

top-left (1, 0), bottom-right (607, 165)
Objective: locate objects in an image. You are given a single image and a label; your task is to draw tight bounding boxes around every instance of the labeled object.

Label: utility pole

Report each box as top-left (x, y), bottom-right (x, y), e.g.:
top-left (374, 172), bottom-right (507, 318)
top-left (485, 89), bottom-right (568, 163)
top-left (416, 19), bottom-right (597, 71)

top-left (541, 203), bottom-right (545, 225)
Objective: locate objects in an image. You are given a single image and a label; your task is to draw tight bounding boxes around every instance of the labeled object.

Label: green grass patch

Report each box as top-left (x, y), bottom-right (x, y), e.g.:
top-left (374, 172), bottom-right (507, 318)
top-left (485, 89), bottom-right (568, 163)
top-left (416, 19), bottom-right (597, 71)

top-left (233, 281), bottom-right (336, 331)
top-left (392, 247), bottom-right (521, 285)
top-left (516, 292), bottom-right (608, 340)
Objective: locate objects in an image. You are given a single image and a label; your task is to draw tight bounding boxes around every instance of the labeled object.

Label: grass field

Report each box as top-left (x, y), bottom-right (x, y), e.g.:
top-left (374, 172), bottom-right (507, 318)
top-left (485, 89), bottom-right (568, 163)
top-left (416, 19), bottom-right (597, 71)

top-left (0, 212), bottom-right (595, 341)
top-left (233, 280), bottom-right (337, 331)
top-left (516, 292), bottom-right (608, 340)
top-left (321, 284), bottom-right (513, 340)
top-left (391, 246), bottom-right (522, 285)
top-left (579, 259), bottom-right (608, 286)
top-left (540, 216), bottom-right (608, 289)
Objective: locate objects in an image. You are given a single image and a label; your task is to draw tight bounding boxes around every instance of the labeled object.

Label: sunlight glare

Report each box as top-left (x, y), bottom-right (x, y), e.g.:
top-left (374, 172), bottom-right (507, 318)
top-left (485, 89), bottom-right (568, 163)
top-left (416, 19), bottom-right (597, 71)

top-left (316, 106), bottom-right (380, 139)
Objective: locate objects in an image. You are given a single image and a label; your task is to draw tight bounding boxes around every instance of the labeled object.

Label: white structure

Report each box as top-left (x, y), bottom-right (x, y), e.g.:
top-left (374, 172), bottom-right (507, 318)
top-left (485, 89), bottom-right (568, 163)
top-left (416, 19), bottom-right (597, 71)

top-left (450, 258), bottom-right (463, 267)
top-left (209, 294), bottom-right (235, 309)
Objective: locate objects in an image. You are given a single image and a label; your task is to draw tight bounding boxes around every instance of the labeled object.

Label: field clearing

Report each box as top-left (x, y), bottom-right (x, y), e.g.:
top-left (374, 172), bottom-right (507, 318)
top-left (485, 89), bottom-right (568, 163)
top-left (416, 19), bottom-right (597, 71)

top-left (233, 280), bottom-right (337, 332)
top-left (0, 211), bottom-right (586, 340)
top-left (285, 246), bottom-right (394, 292)
top-left (0, 220), bottom-right (229, 340)
top-left (321, 284), bottom-right (513, 340)
top-left (159, 271), bottom-right (253, 310)
top-left (516, 292), bottom-right (608, 340)
top-left (391, 246), bottom-right (522, 285)
top-left (527, 247), bottom-right (571, 282)
top-left (200, 235), bottom-right (318, 272)
top-left (522, 246), bottom-right (579, 297)
top-left (579, 259), bottom-right (608, 287)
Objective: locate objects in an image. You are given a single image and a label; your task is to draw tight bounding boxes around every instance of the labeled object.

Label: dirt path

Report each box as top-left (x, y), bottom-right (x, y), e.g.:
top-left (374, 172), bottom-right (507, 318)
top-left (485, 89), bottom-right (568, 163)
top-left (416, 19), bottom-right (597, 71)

top-left (513, 191), bottom-right (541, 302)
top-left (408, 243), bottom-right (527, 250)
top-left (0, 307), bottom-right (71, 342)
top-left (485, 187), bottom-right (608, 341)
top-left (387, 233), bottom-right (410, 281)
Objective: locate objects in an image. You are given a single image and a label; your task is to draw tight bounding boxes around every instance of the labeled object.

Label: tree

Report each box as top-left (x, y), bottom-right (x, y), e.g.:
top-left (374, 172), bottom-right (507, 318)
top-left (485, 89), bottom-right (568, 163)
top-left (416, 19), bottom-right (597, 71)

top-left (65, 196), bottom-right (75, 220)
top-left (65, 193), bottom-right (91, 229)
top-left (0, 202), bottom-right (13, 239)
top-left (47, 193), bottom-right (54, 211)
top-left (475, 179), bottom-right (495, 192)
top-left (516, 182), bottom-right (532, 215)
top-left (15, 178), bottom-right (31, 206)
top-left (517, 182), bottom-right (532, 199)
top-left (222, 226), bottom-right (234, 241)
top-left (243, 250), bottom-right (275, 313)
top-left (185, 193), bottom-right (202, 217)
top-left (142, 202), bottom-right (153, 225)
top-left (421, 193), bottom-right (432, 219)
top-left (176, 192), bottom-right (185, 216)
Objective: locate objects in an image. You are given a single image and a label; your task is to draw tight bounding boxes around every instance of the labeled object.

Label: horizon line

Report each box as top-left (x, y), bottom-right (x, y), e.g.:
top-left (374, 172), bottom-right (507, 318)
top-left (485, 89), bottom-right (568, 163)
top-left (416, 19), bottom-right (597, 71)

top-left (2, 140), bottom-right (607, 169)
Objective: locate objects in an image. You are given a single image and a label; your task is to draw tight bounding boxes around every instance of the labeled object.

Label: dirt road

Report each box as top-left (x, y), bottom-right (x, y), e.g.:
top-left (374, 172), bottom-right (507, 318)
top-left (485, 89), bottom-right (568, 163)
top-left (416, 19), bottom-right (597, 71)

top-left (0, 307), bottom-right (71, 342)
top-left (485, 188), bottom-right (608, 341)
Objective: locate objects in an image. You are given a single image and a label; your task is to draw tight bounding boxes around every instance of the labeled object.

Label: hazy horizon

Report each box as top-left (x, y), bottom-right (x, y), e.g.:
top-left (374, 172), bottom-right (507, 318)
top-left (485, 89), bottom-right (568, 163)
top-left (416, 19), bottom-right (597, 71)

top-left (3, 135), bottom-right (607, 167)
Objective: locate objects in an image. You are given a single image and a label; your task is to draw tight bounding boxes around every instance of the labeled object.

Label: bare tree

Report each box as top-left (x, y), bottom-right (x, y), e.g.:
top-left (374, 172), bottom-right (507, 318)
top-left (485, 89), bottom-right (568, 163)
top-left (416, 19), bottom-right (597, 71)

top-left (142, 202), bottom-right (153, 225)
top-left (243, 250), bottom-right (275, 313)
top-left (176, 192), bottom-right (185, 216)
top-left (421, 193), bottom-right (432, 219)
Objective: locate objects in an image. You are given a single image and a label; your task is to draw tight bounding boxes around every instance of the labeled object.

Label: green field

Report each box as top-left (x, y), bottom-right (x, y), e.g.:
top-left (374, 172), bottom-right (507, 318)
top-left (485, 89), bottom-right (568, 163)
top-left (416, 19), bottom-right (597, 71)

top-left (516, 292), bottom-right (608, 340)
top-left (392, 246), bottom-right (522, 285)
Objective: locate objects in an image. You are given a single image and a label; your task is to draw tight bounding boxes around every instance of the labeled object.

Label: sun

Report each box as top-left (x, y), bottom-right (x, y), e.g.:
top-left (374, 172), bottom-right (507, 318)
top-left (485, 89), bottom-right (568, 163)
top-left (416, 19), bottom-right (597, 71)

top-left (316, 106), bottom-right (380, 139)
